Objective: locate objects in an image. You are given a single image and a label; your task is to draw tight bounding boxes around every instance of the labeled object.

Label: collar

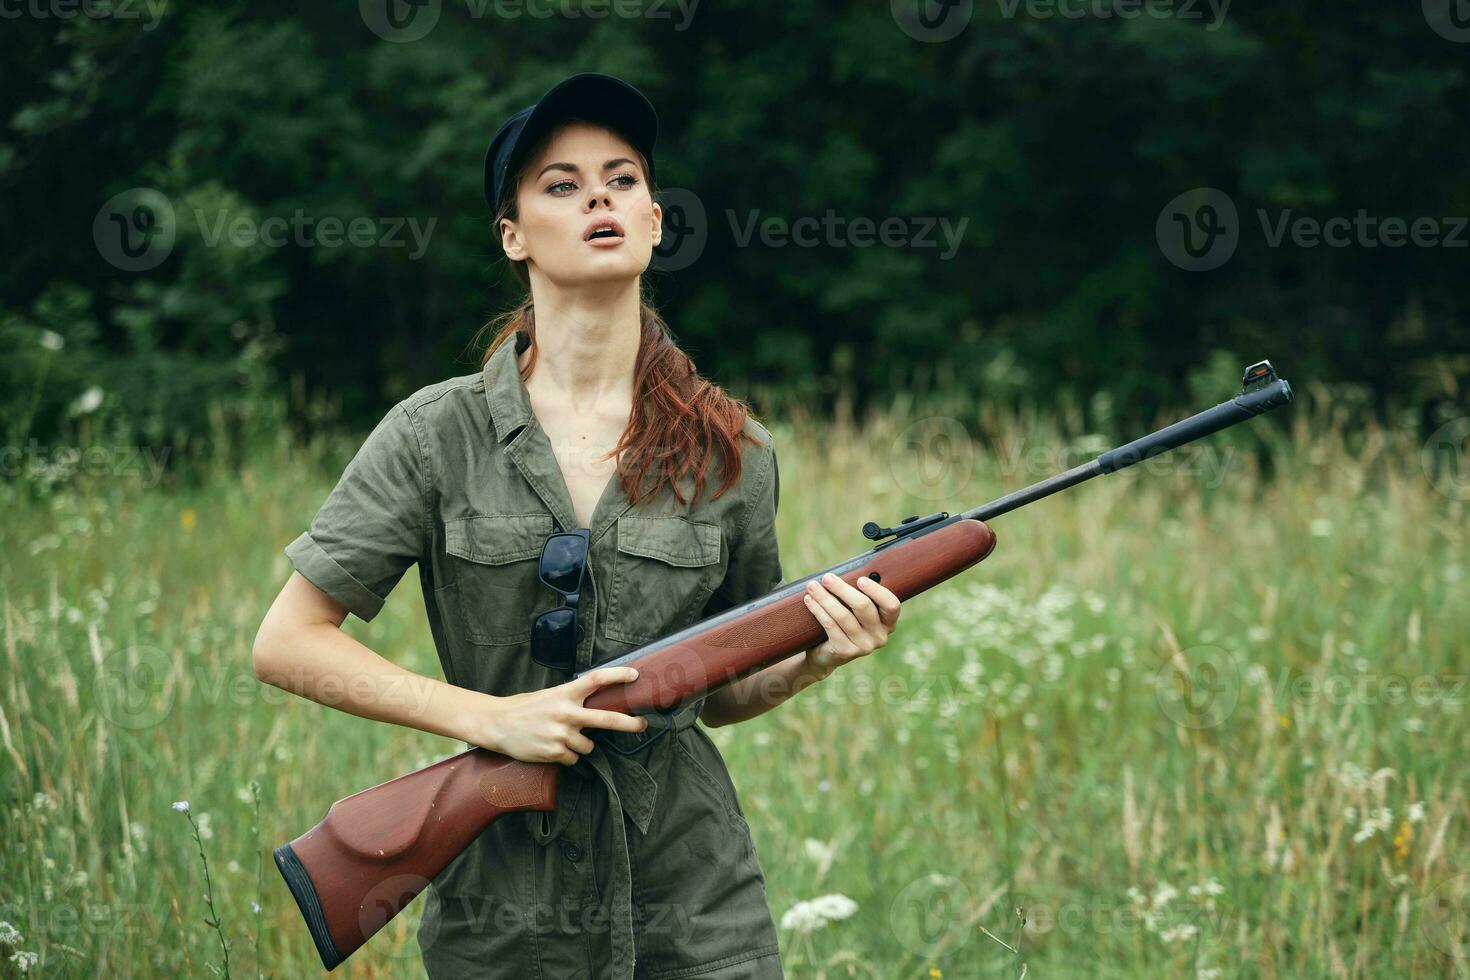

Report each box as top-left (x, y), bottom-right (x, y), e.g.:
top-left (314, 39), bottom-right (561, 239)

top-left (482, 328), bottom-right (535, 443)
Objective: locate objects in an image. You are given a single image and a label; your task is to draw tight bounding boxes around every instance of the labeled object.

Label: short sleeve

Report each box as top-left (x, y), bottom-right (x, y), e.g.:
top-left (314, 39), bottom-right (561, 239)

top-left (703, 438), bottom-right (783, 616)
top-left (285, 402), bottom-right (429, 622)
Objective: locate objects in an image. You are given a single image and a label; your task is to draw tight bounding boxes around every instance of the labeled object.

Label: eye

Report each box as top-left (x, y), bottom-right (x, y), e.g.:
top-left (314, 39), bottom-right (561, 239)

top-left (545, 173), bottom-right (640, 196)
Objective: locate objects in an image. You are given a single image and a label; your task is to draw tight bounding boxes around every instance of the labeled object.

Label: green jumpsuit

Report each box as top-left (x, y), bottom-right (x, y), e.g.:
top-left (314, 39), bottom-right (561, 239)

top-left (285, 329), bottom-right (786, 978)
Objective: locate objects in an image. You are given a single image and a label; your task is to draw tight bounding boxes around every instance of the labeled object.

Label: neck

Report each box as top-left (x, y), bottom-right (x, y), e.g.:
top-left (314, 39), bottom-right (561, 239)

top-left (520, 280), bottom-right (642, 412)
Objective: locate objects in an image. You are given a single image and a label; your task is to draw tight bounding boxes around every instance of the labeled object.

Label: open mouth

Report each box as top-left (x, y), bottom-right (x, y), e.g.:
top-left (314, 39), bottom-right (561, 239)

top-left (584, 219), bottom-right (626, 244)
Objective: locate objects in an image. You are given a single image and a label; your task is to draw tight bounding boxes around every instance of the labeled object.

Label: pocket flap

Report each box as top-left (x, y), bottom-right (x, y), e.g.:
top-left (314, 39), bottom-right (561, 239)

top-left (445, 514), bottom-right (554, 565)
top-left (615, 515), bottom-right (721, 567)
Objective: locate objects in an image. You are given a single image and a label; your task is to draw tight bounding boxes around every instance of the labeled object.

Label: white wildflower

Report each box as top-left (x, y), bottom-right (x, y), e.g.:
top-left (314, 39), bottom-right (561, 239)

top-left (10, 950), bottom-right (39, 972)
top-left (170, 800), bottom-right (190, 813)
top-left (780, 893), bottom-right (858, 933)
top-left (803, 838), bottom-right (834, 862)
top-left (38, 329), bottom-right (64, 351)
top-left (0, 921), bottom-right (20, 945)
top-left (69, 386), bottom-right (104, 416)
top-left (1408, 801), bottom-right (1426, 824)
top-left (236, 786), bottom-right (254, 804)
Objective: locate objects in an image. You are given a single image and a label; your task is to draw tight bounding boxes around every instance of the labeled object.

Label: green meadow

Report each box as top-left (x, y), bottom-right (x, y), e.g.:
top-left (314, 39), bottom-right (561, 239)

top-left (2, 393), bottom-right (1465, 979)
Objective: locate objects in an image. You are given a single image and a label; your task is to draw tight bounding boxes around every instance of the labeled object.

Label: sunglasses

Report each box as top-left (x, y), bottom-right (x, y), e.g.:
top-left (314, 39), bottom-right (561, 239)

top-left (531, 526), bottom-right (590, 673)
top-left (532, 524), bottom-right (673, 756)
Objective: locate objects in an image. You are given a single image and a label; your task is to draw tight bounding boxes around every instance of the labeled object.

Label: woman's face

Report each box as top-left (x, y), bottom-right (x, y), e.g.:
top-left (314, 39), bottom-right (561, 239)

top-left (501, 121), bottom-right (662, 288)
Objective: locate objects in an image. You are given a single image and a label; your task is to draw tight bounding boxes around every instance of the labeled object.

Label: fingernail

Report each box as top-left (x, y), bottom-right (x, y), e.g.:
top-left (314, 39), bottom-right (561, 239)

top-left (630, 669), bottom-right (639, 679)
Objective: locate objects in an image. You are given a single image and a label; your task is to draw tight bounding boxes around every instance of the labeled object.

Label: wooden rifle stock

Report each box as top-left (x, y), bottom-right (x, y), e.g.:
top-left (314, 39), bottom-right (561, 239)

top-left (275, 518), bottom-right (998, 969)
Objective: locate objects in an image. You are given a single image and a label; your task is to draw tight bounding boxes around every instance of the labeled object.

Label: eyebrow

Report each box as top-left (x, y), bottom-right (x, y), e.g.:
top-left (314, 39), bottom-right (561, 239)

top-left (535, 157), bottom-right (641, 181)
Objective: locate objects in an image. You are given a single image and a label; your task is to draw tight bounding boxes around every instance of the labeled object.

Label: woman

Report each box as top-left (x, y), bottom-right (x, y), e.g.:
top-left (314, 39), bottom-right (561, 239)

top-left (253, 72), bottom-right (902, 979)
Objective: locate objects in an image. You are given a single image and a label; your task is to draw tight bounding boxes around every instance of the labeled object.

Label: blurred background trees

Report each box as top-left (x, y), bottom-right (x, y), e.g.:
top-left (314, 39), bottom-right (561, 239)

top-left (3, 0), bottom-right (1466, 461)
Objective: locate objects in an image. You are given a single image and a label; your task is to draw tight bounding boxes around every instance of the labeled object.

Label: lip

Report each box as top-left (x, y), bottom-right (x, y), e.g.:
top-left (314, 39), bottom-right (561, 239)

top-left (583, 216), bottom-right (626, 247)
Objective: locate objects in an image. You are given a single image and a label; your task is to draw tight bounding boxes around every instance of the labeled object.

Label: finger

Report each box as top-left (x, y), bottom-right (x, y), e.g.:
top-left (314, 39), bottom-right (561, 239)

top-left (566, 731), bottom-right (597, 756)
top-left (575, 708), bottom-right (649, 733)
top-left (857, 576), bottom-right (901, 625)
top-left (806, 578), bottom-right (863, 637)
top-left (569, 666), bottom-right (640, 697)
top-left (557, 749), bottom-right (580, 766)
top-left (820, 572), bottom-right (883, 629)
top-left (803, 590), bottom-right (851, 647)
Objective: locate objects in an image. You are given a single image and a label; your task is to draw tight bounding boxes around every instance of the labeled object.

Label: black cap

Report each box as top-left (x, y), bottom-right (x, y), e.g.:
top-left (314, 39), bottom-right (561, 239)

top-left (483, 72), bottom-right (658, 215)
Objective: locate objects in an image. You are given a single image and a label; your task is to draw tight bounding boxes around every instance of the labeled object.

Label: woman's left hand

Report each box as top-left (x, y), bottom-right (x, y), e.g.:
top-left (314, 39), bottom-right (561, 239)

top-left (801, 572), bottom-right (902, 675)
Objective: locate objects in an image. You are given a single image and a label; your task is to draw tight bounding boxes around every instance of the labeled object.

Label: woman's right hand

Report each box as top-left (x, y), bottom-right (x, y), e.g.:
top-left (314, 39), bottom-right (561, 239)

top-left (476, 666), bottom-right (650, 765)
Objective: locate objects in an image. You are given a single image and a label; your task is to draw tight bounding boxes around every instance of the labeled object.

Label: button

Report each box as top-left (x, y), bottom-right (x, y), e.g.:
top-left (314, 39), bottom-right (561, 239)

top-left (561, 840), bottom-right (583, 862)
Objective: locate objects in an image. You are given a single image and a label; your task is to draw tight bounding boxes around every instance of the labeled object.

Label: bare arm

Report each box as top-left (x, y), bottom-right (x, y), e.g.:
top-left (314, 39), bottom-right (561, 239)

top-left (253, 572), bottom-right (647, 764)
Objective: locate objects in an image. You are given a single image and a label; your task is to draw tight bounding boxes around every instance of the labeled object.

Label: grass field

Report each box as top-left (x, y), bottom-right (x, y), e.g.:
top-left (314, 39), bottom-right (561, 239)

top-left (2, 391), bottom-right (1466, 978)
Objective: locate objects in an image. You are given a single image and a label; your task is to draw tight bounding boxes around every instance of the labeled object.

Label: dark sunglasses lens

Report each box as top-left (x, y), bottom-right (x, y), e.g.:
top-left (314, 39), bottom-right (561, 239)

top-left (532, 607), bottom-right (578, 671)
top-left (540, 533), bottom-right (587, 594)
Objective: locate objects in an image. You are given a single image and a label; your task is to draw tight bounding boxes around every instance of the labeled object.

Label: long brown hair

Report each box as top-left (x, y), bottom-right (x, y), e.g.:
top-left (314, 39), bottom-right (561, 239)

top-left (475, 119), bottom-right (761, 508)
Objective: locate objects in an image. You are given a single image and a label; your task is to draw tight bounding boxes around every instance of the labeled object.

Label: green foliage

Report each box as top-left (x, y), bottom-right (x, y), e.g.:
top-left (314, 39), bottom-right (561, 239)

top-left (2, 1), bottom-right (1467, 460)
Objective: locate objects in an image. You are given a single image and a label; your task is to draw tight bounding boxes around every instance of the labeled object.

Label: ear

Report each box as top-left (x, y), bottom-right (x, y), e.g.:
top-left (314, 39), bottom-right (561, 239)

top-left (649, 200), bottom-right (663, 249)
top-left (499, 217), bottom-right (525, 258)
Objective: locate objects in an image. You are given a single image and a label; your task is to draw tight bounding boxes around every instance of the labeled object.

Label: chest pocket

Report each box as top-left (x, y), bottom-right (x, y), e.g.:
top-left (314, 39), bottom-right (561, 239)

top-left (444, 513), bottom-right (555, 646)
top-left (604, 515), bottom-right (723, 646)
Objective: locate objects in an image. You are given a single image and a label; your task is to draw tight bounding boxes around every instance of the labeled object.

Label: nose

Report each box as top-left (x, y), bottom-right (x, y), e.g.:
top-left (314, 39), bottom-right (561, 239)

top-left (586, 182), bottom-right (613, 209)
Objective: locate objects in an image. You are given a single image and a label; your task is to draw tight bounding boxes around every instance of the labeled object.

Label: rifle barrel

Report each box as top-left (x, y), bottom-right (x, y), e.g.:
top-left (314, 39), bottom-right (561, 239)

top-left (960, 378), bottom-right (1292, 523)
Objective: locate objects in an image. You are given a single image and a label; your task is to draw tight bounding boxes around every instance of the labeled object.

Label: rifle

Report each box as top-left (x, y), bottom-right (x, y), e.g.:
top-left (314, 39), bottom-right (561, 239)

top-left (274, 360), bottom-right (1293, 969)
